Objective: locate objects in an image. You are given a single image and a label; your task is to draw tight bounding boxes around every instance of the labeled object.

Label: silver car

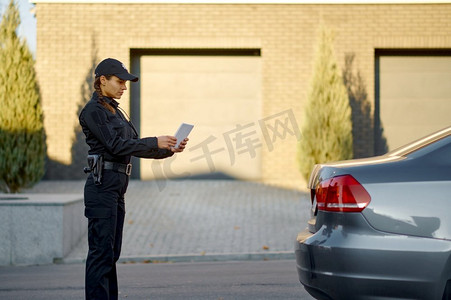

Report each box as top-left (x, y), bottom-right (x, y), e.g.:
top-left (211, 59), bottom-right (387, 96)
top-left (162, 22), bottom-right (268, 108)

top-left (295, 126), bottom-right (451, 300)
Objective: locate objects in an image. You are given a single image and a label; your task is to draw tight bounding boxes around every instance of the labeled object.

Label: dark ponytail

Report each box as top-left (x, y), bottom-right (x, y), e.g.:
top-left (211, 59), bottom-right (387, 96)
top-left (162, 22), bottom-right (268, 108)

top-left (94, 76), bottom-right (116, 114)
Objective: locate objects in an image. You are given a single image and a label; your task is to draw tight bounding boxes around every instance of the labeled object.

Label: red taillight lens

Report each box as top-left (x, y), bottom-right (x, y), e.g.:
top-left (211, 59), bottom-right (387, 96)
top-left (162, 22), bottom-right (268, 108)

top-left (315, 175), bottom-right (371, 212)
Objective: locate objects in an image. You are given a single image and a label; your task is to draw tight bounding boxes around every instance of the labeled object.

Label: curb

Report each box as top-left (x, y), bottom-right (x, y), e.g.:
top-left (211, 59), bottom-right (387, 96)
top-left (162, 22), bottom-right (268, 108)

top-left (59, 251), bottom-right (295, 265)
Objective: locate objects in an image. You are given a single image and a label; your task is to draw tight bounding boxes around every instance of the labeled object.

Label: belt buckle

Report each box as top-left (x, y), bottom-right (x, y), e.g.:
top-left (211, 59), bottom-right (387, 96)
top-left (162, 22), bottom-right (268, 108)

top-left (125, 164), bottom-right (132, 176)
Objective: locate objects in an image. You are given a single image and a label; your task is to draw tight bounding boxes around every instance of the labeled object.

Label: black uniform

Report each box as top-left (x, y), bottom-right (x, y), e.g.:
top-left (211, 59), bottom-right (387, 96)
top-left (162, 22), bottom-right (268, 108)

top-left (79, 92), bottom-right (173, 300)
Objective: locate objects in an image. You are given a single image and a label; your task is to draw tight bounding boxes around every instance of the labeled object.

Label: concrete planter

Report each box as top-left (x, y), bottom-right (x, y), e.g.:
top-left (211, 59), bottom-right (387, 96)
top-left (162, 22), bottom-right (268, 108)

top-left (0, 194), bottom-right (86, 266)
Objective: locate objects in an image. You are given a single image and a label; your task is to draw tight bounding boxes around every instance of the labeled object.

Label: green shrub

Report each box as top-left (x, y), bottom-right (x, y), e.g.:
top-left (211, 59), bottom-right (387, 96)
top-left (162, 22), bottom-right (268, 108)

top-left (298, 26), bottom-right (353, 181)
top-left (0, 0), bottom-right (45, 193)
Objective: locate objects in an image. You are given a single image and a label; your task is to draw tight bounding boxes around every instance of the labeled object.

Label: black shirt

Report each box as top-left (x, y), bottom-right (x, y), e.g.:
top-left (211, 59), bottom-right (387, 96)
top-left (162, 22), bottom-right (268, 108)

top-left (79, 92), bottom-right (173, 164)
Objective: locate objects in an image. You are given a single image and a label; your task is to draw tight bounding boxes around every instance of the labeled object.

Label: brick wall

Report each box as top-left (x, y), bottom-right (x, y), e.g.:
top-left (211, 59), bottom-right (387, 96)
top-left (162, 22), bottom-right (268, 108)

top-left (35, 3), bottom-right (451, 188)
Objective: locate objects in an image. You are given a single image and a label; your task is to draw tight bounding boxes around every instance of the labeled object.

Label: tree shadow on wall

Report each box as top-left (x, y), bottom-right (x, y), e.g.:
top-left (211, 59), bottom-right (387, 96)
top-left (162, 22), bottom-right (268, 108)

top-left (44, 37), bottom-right (98, 179)
top-left (342, 53), bottom-right (388, 158)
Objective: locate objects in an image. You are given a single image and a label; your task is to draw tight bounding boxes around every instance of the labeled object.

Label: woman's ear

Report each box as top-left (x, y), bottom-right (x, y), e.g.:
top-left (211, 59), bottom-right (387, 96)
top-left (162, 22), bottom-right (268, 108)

top-left (99, 75), bottom-right (107, 86)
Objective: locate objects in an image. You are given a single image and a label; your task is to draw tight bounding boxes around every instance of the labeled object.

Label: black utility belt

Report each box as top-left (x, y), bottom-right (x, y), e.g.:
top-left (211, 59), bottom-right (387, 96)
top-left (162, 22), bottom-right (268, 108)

top-left (104, 161), bottom-right (132, 176)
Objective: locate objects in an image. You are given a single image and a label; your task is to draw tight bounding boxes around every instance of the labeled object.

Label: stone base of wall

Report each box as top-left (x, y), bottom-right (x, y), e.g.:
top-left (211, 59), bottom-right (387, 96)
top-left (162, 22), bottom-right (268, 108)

top-left (0, 194), bottom-right (85, 266)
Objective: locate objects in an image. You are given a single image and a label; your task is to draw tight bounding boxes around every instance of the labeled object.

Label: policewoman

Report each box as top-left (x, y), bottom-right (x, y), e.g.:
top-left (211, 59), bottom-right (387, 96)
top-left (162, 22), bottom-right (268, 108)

top-left (79, 58), bottom-right (188, 300)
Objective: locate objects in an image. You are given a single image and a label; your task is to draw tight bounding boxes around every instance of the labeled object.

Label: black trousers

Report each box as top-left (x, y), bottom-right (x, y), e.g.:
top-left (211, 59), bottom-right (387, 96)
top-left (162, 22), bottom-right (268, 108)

top-left (84, 170), bottom-right (128, 300)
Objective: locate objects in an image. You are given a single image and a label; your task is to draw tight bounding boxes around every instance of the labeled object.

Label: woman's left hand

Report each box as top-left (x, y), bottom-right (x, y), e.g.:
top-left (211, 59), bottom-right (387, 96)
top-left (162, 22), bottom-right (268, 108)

top-left (171, 138), bottom-right (189, 153)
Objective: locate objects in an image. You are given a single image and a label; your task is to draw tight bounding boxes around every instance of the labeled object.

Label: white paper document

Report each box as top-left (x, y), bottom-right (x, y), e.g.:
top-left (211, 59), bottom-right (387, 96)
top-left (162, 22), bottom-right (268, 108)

top-left (174, 123), bottom-right (194, 148)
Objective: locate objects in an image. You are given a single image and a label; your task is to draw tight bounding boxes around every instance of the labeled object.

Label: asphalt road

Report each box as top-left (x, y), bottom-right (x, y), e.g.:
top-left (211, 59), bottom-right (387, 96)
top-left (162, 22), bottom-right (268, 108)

top-left (0, 260), bottom-right (315, 299)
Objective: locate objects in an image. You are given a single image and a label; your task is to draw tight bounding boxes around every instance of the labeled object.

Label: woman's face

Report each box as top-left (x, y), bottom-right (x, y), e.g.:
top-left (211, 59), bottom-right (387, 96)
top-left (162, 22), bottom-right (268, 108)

top-left (100, 75), bottom-right (127, 99)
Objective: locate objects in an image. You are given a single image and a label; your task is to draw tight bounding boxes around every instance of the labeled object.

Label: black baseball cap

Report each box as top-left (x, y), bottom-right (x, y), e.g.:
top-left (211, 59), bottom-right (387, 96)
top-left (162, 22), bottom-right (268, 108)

top-left (95, 58), bottom-right (138, 82)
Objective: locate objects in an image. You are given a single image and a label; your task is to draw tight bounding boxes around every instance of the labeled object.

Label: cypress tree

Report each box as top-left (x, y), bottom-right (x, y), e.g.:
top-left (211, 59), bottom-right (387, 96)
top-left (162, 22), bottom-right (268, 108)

top-left (0, 0), bottom-right (45, 193)
top-left (298, 26), bottom-right (353, 181)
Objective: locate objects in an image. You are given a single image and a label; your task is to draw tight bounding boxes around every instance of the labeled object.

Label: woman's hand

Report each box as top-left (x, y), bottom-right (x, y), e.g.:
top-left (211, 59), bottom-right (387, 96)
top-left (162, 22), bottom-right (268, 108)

top-left (157, 135), bottom-right (177, 150)
top-left (171, 138), bottom-right (189, 153)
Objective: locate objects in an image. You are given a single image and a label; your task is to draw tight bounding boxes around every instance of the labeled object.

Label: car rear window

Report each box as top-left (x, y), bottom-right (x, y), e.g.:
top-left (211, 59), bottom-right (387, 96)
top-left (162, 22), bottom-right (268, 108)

top-left (388, 126), bottom-right (451, 157)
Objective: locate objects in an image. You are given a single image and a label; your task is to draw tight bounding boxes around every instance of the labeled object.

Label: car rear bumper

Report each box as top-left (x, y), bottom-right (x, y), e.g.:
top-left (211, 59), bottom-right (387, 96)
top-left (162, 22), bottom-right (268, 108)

top-left (295, 213), bottom-right (451, 300)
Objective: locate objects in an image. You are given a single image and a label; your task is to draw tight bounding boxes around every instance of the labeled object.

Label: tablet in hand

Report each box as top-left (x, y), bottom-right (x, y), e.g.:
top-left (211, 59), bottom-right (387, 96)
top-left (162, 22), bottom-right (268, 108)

top-left (174, 123), bottom-right (194, 148)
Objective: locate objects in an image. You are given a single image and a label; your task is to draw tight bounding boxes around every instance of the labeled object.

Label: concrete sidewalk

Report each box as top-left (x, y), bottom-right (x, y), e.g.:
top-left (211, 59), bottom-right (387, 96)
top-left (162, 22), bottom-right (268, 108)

top-left (24, 180), bottom-right (310, 264)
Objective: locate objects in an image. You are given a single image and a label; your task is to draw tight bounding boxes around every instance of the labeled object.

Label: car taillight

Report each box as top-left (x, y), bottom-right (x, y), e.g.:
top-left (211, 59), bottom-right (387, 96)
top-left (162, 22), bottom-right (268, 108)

top-left (315, 175), bottom-right (371, 213)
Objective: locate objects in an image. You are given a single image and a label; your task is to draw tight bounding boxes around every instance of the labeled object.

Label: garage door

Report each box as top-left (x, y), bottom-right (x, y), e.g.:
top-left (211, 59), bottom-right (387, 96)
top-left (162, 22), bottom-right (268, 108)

top-left (138, 52), bottom-right (262, 180)
top-left (377, 54), bottom-right (451, 151)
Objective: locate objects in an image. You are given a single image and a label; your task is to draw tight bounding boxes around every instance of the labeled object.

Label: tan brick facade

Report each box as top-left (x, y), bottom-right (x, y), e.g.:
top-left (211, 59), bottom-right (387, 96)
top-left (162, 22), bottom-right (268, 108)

top-left (35, 2), bottom-right (451, 189)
